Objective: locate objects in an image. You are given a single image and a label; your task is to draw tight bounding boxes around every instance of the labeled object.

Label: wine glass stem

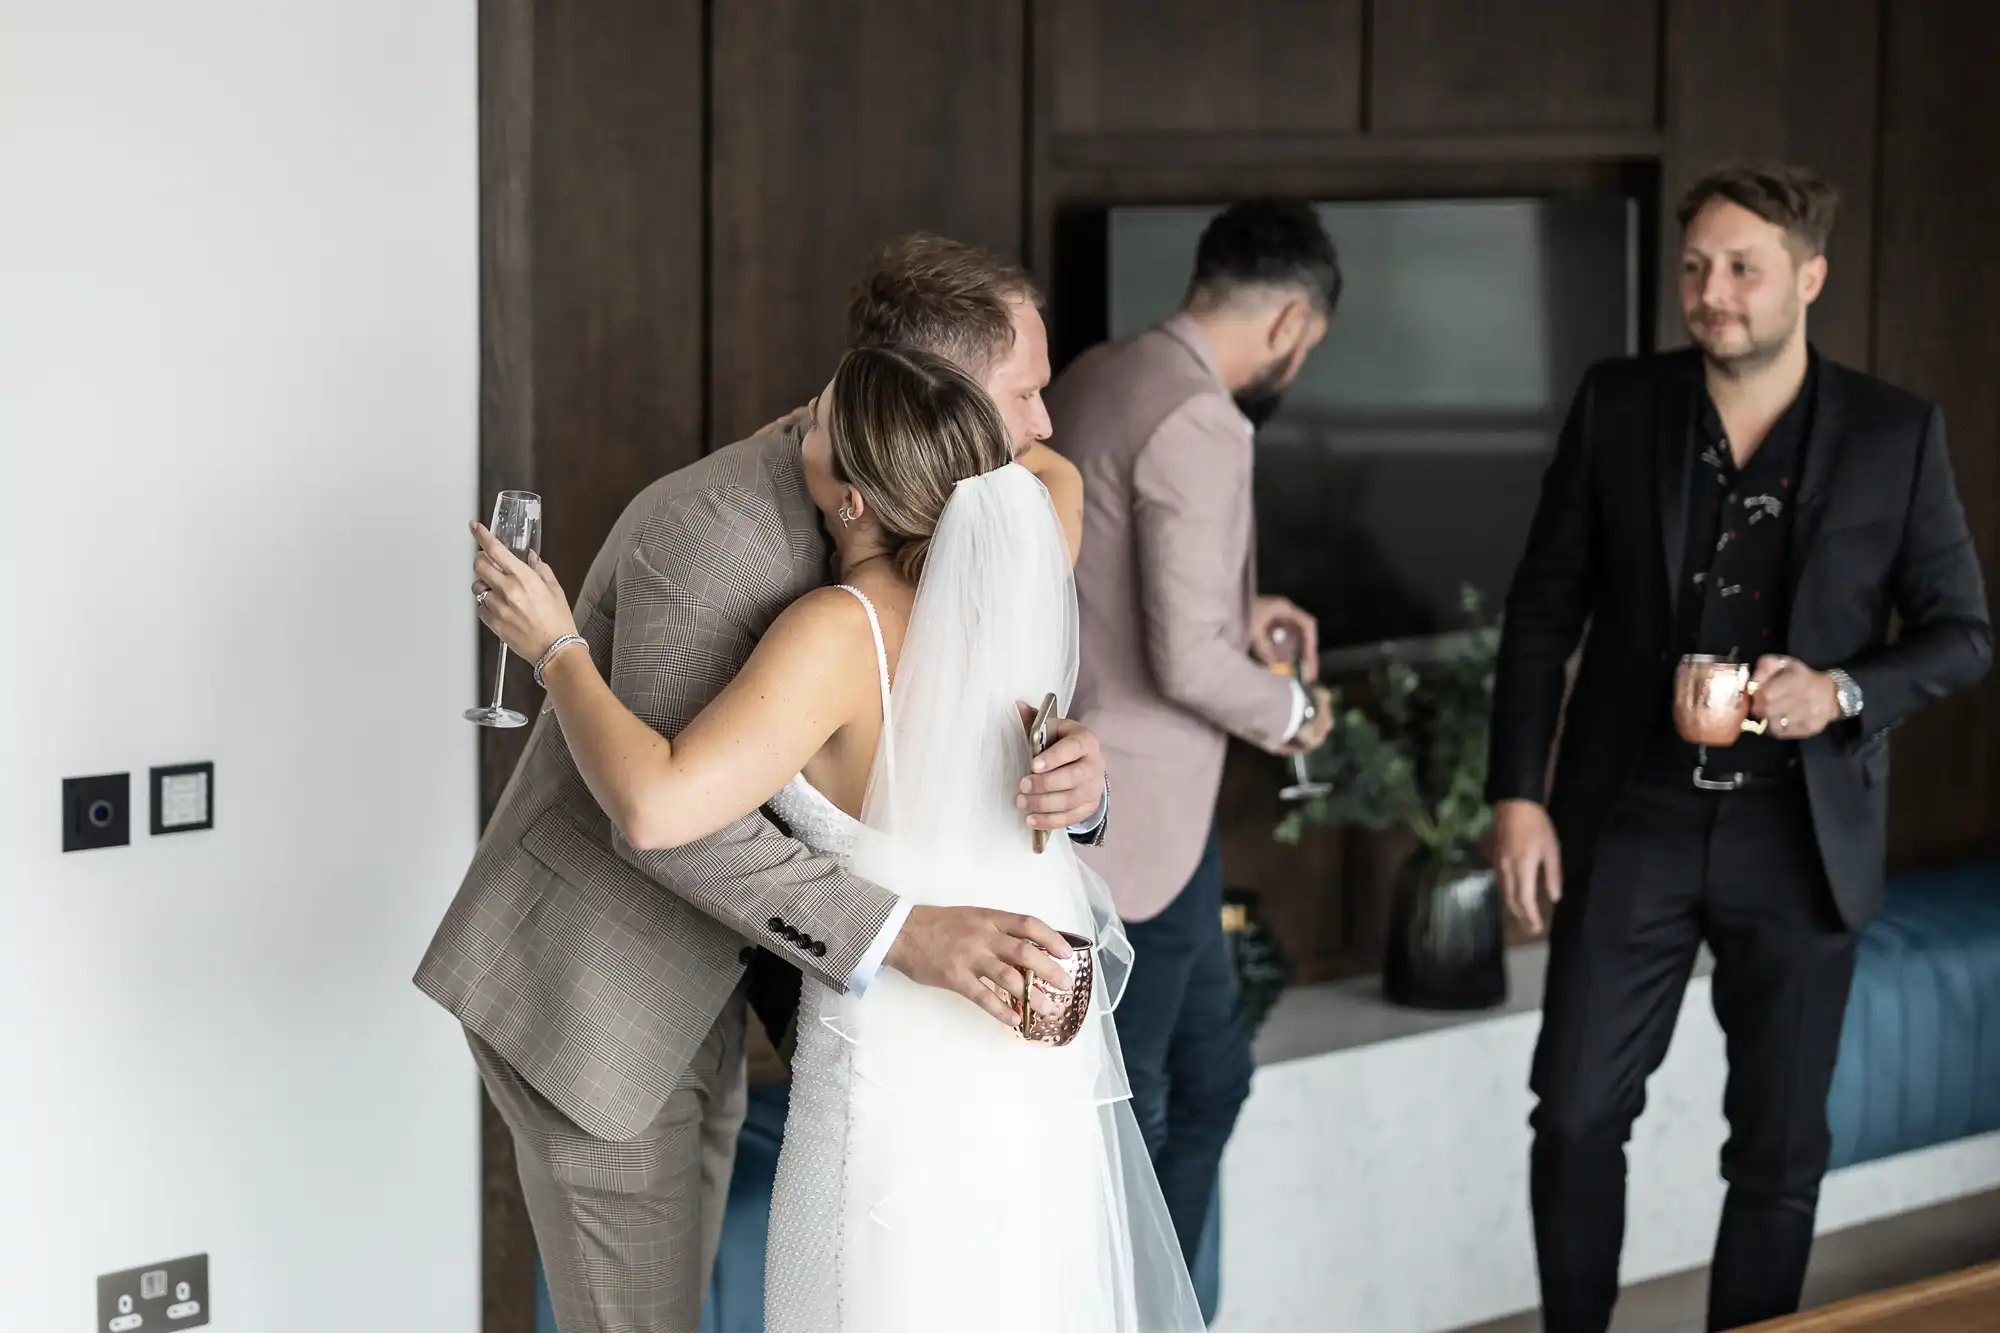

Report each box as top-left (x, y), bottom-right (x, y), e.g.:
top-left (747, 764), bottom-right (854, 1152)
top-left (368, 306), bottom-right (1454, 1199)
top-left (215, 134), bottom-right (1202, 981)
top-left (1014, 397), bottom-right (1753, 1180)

top-left (489, 648), bottom-right (510, 711)
top-left (1292, 754), bottom-right (1310, 784)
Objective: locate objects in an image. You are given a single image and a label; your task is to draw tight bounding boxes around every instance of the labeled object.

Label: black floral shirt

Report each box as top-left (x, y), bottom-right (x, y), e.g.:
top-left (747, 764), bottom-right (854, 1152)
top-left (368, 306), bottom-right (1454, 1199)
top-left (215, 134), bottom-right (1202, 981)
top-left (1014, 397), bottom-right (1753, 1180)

top-left (1663, 354), bottom-right (1817, 780)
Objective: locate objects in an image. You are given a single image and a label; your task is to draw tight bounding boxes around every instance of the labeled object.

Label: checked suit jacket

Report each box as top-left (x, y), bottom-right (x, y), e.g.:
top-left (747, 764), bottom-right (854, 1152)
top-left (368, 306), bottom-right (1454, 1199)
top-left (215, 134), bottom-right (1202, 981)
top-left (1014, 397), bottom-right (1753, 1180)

top-left (415, 424), bottom-right (899, 1142)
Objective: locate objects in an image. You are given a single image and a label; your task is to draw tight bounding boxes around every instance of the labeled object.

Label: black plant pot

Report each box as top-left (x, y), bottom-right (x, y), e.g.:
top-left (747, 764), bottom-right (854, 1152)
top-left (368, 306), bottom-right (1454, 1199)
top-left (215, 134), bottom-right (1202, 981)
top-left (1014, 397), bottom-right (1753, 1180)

top-left (1222, 888), bottom-right (1293, 1039)
top-left (1382, 844), bottom-right (1508, 1011)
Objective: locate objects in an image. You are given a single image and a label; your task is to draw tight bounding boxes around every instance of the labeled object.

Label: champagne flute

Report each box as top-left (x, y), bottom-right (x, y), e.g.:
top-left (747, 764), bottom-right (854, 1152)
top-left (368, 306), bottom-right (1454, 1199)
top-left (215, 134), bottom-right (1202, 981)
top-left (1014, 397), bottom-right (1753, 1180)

top-left (465, 489), bottom-right (543, 728)
top-left (1271, 624), bottom-right (1331, 802)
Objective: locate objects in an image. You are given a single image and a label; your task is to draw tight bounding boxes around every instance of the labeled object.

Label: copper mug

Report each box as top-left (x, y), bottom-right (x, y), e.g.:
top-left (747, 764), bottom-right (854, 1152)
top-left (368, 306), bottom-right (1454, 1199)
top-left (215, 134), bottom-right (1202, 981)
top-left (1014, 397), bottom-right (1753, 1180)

top-left (1673, 654), bottom-right (1769, 747)
top-left (1017, 931), bottom-right (1094, 1047)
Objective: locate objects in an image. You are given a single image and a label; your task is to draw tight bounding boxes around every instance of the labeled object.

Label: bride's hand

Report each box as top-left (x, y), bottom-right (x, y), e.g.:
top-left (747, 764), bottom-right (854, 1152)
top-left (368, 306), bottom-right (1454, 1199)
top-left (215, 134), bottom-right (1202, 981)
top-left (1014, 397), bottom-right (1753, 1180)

top-left (471, 521), bottom-right (578, 663)
top-left (885, 905), bottom-right (1075, 1027)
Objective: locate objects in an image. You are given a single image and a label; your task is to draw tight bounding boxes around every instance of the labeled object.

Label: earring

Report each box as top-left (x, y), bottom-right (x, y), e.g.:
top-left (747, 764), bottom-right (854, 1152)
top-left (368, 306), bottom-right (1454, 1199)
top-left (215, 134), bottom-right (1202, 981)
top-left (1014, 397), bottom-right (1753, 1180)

top-left (837, 502), bottom-right (855, 527)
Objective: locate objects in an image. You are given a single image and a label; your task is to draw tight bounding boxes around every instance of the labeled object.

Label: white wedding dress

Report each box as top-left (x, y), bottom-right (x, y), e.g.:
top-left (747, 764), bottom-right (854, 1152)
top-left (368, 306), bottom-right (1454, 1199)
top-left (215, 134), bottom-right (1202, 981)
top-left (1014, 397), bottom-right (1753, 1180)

top-left (760, 463), bottom-right (1205, 1333)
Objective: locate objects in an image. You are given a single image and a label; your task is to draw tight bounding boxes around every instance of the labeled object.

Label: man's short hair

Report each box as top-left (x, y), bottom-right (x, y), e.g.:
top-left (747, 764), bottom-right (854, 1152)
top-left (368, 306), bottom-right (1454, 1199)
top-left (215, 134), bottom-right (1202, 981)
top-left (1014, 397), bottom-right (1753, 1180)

top-left (1676, 161), bottom-right (1840, 258)
top-left (1186, 199), bottom-right (1342, 315)
top-left (845, 233), bottom-right (1042, 375)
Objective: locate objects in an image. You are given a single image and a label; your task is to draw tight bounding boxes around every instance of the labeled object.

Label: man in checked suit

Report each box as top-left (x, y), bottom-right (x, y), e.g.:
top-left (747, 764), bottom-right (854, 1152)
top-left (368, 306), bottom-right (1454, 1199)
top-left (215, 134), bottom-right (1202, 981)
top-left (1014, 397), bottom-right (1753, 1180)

top-left (417, 235), bottom-right (1111, 1333)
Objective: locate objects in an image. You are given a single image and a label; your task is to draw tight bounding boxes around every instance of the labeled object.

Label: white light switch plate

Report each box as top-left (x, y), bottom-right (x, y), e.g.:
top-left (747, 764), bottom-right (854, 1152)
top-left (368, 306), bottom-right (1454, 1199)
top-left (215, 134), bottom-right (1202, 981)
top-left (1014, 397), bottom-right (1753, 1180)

top-left (160, 772), bottom-right (208, 827)
top-left (150, 762), bottom-right (215, 835)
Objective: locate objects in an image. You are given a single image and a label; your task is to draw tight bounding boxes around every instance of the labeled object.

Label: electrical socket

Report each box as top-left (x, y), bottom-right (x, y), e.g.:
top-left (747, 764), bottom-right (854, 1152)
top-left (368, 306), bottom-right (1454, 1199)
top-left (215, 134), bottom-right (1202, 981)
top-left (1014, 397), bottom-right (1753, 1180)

top-left (97, 1253), bottom-right (209, 1331)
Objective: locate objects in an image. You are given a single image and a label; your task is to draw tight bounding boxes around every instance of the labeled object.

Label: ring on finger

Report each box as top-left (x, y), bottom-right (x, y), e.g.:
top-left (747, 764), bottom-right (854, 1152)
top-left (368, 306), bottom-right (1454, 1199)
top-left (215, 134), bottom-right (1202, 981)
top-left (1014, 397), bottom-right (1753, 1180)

top-left (475, 590), bottom-right (489, 606)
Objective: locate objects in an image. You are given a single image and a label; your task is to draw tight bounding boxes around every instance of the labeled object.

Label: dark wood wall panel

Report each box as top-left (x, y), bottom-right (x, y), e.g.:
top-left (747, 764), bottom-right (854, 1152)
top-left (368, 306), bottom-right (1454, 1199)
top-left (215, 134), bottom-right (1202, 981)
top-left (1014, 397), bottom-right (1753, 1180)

top-left (1043, 0), bottom-right (1363, 138)
top-left (473, 20), bottom-right (538, 1328)
top-left (477, 4), bottom-right (706, 1330)
top-left (708, 0), bottom-right (1026, 447)
top-left (477, 0), bottom-right (538, 831)
top-left (1657, 0), bottom-right (1880, 365)
top-left (529, 0), bottom-right (707, 562)
top-left (479, 0), bottom-right (707, 821)
top-left (1369, 0), bottom-right (1660, 133)
top-left (1871, 1), bottom-right (2000, 871)
top-left (475, 10), bottom-right (538, 1327)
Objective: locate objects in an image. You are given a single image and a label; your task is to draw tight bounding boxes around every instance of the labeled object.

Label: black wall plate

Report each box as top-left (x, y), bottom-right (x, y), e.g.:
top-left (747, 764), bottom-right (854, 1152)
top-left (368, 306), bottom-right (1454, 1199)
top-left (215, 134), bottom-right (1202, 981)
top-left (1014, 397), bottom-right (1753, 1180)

top-left (63, 772), bottom-right (130, 852)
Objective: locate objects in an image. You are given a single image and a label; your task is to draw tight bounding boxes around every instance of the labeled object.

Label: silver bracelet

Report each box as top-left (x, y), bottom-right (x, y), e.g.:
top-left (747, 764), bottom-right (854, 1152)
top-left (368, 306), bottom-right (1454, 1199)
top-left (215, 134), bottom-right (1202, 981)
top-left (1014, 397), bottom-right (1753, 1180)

top-left (532, 634), bottom-right (586, 687)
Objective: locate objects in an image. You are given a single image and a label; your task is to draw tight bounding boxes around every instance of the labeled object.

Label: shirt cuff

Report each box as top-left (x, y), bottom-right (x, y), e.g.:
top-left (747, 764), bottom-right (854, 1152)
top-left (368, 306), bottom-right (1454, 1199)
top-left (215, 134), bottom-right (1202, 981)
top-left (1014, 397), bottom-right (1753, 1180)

top-left (856, 780), bottom-right (1108, 994)
top-left (1066, 778), bottom-right (1110, 835)
top-left (848, 895), bottom-right (914, 996)
top-left (1280, 677), bottom-right (1310, 742)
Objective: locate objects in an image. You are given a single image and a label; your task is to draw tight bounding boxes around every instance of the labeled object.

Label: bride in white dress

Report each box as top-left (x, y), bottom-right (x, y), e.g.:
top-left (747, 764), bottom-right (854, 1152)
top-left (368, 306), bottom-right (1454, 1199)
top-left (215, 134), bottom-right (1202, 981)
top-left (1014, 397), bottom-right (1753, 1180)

top-left (471, 343), bottom-right (1205, 1333)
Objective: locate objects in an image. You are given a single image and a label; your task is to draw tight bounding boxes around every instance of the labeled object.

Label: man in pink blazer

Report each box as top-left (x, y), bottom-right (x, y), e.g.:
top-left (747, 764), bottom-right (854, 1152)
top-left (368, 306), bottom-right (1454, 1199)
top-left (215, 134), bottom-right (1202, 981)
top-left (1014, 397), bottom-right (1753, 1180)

top-left (1048, 199), bottom-right (1341, 1271)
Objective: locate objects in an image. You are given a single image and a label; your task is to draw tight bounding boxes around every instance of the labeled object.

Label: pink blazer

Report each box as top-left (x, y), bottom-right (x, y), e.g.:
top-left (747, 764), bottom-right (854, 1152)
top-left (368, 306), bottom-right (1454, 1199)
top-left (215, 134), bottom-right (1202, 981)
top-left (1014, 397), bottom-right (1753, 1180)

top-left (1050, 316), bottom-right (1294, 921)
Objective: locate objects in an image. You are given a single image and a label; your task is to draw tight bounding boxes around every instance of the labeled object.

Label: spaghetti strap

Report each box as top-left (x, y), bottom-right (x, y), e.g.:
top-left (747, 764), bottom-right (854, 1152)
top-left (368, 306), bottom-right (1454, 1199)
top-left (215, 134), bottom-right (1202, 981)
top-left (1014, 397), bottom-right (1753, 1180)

top-left (833, 583), bottom-right (894, 735)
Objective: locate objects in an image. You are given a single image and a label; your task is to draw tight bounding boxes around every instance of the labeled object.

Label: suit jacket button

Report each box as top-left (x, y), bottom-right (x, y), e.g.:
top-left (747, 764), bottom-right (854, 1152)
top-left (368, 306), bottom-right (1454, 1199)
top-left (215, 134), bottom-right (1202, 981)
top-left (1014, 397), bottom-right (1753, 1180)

top-left (784, 926), bottom-right (801, 942)
top-left (739, 946), bottom-right (755, 965)
top-left (768, 917), bottom-right (784, 933)
top-left (811, 941), bottom-right (827, 958)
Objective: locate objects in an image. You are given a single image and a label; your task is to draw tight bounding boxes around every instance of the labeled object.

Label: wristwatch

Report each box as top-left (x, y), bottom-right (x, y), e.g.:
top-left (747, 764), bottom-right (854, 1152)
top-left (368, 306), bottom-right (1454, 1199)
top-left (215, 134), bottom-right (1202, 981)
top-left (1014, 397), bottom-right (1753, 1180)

top-left (1827, 667), bottom-right (1864, 720)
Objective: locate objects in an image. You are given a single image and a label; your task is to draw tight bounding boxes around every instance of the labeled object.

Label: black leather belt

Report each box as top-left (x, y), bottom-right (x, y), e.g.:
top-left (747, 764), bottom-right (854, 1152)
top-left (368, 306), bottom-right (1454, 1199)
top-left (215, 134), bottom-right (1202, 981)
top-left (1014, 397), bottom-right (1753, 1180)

top-left (1636, 740), bottom-right (1801, 794)
top-left (1690, 751), bottom-right (1801, 792)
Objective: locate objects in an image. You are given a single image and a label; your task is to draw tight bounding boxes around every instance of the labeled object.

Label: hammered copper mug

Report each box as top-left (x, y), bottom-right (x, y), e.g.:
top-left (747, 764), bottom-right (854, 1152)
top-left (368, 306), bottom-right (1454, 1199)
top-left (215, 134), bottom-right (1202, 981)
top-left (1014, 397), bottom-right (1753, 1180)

top-left (1018, 931), bottom-right (1094, 1047)
top-left (1673, 654), bottom-right (1769, 747)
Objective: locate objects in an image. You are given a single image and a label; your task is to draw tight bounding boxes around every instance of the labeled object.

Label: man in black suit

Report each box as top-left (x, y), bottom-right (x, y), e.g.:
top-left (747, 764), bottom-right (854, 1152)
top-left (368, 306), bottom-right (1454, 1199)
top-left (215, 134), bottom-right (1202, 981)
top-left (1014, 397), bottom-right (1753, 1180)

top-left (1488, 161), bottom-right (1992, 1333)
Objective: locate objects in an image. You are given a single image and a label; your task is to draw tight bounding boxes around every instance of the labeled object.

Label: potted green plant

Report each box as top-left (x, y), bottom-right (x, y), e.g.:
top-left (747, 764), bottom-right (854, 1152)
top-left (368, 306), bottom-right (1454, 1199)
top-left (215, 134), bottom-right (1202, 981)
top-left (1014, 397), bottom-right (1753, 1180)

top-left (1275, 586), bottom-right (1507, 1010)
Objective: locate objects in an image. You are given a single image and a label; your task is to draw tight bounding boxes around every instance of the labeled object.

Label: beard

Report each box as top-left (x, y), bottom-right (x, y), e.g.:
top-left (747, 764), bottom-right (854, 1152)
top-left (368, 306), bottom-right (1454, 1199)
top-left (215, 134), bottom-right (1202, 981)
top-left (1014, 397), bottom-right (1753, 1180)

top-left (1689, 300), bottom-right (1800, 377)
top-left (1233, 356), bottom-right (1295, 429)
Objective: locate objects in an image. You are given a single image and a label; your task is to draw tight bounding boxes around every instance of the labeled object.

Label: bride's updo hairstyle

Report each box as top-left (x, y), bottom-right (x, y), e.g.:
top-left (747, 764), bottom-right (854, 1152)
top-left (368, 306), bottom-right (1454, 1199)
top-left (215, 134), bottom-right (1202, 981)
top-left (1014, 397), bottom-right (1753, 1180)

top-left (825, 343), bottom-right (1011, 583)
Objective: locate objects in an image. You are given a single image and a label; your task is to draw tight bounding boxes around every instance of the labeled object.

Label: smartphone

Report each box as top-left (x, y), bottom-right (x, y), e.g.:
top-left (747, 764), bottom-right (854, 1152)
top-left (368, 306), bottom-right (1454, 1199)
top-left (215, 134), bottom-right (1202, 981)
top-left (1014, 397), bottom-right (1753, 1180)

top-left (1028, 692), bottom-right (1058, 853)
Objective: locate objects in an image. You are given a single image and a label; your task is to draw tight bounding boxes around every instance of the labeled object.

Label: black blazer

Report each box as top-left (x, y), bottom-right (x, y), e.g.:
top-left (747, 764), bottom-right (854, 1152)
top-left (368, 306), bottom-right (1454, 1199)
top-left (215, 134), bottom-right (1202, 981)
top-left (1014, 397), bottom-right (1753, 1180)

top-left (1488, 348), bottom-right (1991, 928)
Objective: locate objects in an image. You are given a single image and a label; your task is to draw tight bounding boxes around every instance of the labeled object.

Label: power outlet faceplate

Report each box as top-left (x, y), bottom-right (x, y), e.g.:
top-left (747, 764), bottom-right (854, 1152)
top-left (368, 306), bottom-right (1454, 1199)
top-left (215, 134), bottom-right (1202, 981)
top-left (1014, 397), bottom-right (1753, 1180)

top-left (97, 1253), bottom-right (209, 1331)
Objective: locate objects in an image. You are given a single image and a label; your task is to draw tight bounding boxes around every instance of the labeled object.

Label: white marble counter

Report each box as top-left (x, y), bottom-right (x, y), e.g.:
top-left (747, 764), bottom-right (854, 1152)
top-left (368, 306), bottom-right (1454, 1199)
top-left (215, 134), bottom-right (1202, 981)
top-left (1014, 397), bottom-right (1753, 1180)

top-left (1214, 946), bottom-right (2000, 1332)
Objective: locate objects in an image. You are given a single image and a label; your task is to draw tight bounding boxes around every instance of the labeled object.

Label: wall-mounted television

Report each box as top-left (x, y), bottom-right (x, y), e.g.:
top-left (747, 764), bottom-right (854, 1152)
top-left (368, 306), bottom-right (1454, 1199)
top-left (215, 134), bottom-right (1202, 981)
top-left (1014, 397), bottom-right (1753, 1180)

top-left (1105, 197), bottom-right (1640, 663)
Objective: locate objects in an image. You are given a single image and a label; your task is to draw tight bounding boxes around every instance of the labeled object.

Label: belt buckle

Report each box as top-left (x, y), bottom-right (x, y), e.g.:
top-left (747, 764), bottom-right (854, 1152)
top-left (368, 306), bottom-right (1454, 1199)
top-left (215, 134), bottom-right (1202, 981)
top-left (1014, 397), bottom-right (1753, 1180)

top-left (1692, 764), bottom-right (1746, 791)
top-left (1691, 744), bottom-right (1745, 792)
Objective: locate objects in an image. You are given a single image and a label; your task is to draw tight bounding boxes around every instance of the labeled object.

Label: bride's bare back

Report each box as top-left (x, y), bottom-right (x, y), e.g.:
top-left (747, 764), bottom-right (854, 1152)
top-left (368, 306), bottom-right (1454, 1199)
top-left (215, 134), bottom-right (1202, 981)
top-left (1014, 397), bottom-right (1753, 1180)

top-left (793, 563), bottom-right (913, 817)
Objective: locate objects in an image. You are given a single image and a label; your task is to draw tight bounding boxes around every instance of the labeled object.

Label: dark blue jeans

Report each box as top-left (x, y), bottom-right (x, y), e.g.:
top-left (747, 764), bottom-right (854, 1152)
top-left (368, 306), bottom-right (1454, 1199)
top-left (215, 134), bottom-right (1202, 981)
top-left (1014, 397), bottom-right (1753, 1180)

top-left (1118, 829), bottom-right (1254, 1272)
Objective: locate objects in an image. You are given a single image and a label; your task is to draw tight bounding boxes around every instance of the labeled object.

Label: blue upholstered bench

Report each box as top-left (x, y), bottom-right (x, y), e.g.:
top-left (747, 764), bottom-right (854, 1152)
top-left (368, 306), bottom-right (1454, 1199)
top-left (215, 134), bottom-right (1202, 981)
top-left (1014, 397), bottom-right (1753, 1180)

top-left (1826, 858), bottom-right (2000, 1170)
top-left (533, 1082), bottom-right (1223, 1333)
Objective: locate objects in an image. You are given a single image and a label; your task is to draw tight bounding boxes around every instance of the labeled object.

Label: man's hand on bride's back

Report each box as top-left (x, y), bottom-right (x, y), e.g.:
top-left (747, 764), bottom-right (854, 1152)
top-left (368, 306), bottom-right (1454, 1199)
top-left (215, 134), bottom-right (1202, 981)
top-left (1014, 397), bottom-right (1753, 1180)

top-left (885, 906), bottom-right (1074, 1027)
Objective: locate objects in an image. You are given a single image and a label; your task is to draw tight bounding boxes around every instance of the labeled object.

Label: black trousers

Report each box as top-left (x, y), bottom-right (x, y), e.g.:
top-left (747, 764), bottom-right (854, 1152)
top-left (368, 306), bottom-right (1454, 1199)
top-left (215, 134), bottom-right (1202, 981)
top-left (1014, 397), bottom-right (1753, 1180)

top-left (1530, 769), bottom-right (1858, 1333)
top-left (1119, 828), bottom-right (1255, 1270)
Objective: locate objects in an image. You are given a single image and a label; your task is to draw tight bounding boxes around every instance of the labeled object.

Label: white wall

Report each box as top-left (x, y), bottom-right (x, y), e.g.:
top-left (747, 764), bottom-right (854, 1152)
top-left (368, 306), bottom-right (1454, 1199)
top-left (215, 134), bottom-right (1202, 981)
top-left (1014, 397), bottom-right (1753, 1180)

top-left (0, 2), bottom-right (480, 1329)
